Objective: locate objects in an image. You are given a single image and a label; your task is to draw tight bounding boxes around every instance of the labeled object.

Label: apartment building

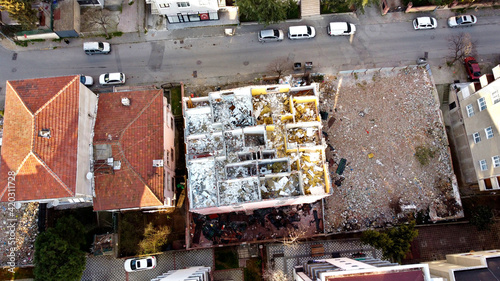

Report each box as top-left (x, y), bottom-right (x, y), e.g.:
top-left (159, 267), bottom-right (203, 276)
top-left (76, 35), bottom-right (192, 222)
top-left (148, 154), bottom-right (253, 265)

top-left (448, 65), bottom-right (500, 191)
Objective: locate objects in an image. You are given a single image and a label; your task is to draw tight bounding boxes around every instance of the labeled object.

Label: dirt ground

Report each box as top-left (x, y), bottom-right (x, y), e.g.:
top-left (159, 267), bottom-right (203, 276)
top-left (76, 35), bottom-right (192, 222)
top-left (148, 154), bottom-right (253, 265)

top-left (319, 66), bottom-right (463, 233)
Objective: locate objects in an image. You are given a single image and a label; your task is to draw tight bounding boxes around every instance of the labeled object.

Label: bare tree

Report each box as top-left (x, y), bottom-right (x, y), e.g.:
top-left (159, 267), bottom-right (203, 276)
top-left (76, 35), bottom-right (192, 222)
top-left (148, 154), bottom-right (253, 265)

top-left (448, 32), bottom-right (476, 64)
top-left (263, 268), bottom-right (288, 281)
top-left (82, 8), bottom-right (113, 38)
top-left (282, 225), bottom-right (308, 247)
top-left (266, 56), bottom-right (293, 80)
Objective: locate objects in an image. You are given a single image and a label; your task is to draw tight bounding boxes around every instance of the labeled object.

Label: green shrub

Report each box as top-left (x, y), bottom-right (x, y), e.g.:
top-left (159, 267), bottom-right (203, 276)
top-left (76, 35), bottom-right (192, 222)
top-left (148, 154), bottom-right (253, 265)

top-left (415, 146), bottom-right (435, 166)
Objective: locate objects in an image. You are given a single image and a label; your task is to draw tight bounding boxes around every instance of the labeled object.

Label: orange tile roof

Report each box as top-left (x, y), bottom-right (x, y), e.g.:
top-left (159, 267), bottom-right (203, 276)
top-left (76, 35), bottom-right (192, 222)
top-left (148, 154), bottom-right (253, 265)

top-left (92, 90), bottom-right (165, 211)
top-left (0, 76), bottom-right (81, 201)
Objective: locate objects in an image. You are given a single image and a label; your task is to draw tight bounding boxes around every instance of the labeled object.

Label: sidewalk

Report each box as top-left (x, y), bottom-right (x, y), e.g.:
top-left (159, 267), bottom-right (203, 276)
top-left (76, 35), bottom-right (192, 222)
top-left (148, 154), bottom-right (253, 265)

top-left (2, 4), bottom-right (498, 53)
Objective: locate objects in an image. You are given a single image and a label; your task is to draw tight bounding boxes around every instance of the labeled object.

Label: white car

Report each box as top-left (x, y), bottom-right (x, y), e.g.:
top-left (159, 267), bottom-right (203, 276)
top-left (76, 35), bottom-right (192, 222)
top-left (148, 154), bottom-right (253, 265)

top-left (288, 25), bottom-right (316, 40)
top-left (448, 15), bottom-right (477, 27)
top-left (124, 256), bottom-right (156, 272)
top-left (80, 75), bottom-right (93, 86)
top-left (327, 22), bottom-right (356, 36)
top-left (99, 72), bottom-right (126, 85)
top-left (413, 17), bottom-right (437, 30)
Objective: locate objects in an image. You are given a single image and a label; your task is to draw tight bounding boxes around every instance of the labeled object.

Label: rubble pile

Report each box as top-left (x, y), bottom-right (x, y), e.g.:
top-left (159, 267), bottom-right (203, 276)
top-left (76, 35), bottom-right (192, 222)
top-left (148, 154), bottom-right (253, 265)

top-left (319, 67), bottom-right (462, 233)
top-left (0, 202), bottom-right (39, 266)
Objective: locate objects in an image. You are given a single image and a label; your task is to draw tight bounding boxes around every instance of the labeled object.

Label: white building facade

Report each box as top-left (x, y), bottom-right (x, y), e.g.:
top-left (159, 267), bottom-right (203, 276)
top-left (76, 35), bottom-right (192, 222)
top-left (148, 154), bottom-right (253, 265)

top-left (147, 0), bottom-right (220, 23)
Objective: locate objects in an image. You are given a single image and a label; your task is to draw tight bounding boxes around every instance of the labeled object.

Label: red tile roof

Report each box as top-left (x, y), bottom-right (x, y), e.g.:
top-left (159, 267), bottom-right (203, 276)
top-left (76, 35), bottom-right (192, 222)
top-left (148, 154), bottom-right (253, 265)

top-left (0, 76), bottom-right (81, 201)
top-left (92, 90), bottom-right (165, 211)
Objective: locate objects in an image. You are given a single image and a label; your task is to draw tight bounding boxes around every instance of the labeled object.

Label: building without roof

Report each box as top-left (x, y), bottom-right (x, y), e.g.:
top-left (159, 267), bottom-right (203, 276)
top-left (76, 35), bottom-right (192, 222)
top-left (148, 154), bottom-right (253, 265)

top-left (423, 250), bottom-right (500, 281)
top-left (0, 75), bottom-right (97, 205)
top-left (293, 257), bottom-right (436, 281)
top-left (151, 266), bottom-right (211, 281)
top-left (92, 89), bottom-right (176, 211)
top-left (448, 65), bottom-right (500, 191)
top-left (183, 84), bottom-right (331, 215)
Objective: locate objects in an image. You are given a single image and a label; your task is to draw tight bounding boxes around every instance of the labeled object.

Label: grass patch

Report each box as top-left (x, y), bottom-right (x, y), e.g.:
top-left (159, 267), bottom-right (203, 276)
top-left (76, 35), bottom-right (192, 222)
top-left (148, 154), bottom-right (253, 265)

top-left (170, 86), bottom-right (182, 116)
top-left (414, 146), bottom-right (435, 166)
top-left (215, 247), bottom-right (239, 270)
top-left (0, 267), bottom-right (34, 280)
top-left (244, 258), bottom-right (262, 281)
top-left (52, 38), bottom-right (62, 42)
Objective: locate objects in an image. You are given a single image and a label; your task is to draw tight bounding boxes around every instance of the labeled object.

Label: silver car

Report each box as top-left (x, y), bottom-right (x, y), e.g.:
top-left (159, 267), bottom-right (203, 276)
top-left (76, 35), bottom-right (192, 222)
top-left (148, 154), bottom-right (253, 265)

top-left (258, 29), bottom-right (284, 42)
top-left (448, 15), bottom-right (477, 27)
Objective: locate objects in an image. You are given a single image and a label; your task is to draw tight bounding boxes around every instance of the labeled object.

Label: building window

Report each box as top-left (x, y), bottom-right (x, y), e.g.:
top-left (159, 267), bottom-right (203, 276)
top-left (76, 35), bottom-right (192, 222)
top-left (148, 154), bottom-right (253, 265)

top-left (479, 159), bottom-right (487, 171)
top-left (493, 156), bottom-right (500, 168)
top-left (166, 150), bottom-right (170, 166)
top-left (485, 126), bottom-right (494, 139)
top-left (171, 148), bottom-right (174, 162)
top-left (177, 1), bottom-right (190, 7)
top-left (466, 104), bottom-right (474, 117)
top-left (477, 97), bottom-right (487, 111)
top-left (171, 117), bottom-right (174, 128)
top-left (492, 90), bottom-right (500, 105)
top-left (159, 3), bottom-right (170, 8)
top-left (473, 132), bottom-right (481, 144)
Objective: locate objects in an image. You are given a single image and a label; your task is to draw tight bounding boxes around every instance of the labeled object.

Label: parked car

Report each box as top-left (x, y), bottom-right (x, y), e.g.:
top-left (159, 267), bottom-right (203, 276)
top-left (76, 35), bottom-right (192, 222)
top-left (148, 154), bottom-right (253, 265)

top-left (288, 25), bottom-right (316, 40)
top-left (124, 256), bottom-right (156, 272)
top-left (327, 22), bottom-right (356, 36)
top-left (258, 29), bottom-right (284, 42)
top-left (80, 75), bottom-right (93, 86)
top-left (99, 72), bottom-right (126, 85)
top-left (448, 15), bottom-right (477, 27)
top-left (464, 56), bottom-right (481, 80)
top-left (83, 42), bottom-right (111, 55)
top-left (413, 17), bottom-right (437, 30)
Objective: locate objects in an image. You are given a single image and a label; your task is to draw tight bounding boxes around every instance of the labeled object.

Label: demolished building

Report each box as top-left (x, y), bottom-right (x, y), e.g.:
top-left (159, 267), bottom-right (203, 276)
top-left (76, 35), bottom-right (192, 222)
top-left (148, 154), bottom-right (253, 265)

top-left (183, 84), bottom-right (331, 215)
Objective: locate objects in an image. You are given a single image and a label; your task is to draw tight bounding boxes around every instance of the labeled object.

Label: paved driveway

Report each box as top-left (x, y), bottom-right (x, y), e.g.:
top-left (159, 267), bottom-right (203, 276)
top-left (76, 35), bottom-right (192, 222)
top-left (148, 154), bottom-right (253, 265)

top-left (81, 248), bottom-right (214, 281)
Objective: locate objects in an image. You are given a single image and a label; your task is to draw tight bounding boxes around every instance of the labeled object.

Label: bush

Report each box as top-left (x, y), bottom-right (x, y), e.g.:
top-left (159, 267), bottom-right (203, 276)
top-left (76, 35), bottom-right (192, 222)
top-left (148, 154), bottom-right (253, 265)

top-left (415, 146), bottom-right (435, 166)
top-left (34, 216), bottom-right (87, 281)
top-left (470, 205), bottom-right (494, 231)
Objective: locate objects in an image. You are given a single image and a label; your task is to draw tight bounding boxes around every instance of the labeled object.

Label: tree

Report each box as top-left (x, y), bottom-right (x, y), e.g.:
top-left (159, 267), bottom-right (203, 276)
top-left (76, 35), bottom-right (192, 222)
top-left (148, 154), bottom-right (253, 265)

top-left (361, 221), bottom-right (418, 263)
top-left (237, 0), bottom-right (289, 26)
top-left (0, 0), bottom-right (38, 30)
top-left (138, 222), bottom-right (171, 254)
top-left (34, 216), bottom-right (87, 281)
top-left (448, 32), bottom-right (476, 64)
top-left (470, 205), bottom-right (494, 231)
top-left (266, 56), bottom-right (293, 80)
top-left (82, 8), bottom-right (114, 38)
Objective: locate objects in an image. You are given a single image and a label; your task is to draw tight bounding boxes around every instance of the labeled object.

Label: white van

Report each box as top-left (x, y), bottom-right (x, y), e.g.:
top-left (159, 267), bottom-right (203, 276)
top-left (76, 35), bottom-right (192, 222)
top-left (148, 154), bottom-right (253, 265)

top-left (83, 42), bottom-right (111, 55)
top-left (328, 22), bottom-right (356, 36)
top-left (287, 25), bottom-right (316, 40)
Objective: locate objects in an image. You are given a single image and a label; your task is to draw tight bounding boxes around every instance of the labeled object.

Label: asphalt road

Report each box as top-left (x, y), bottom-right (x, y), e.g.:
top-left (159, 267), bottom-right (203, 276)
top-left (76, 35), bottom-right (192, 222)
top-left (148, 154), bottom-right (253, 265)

top-left (1, 11), bottom-right (500, 102)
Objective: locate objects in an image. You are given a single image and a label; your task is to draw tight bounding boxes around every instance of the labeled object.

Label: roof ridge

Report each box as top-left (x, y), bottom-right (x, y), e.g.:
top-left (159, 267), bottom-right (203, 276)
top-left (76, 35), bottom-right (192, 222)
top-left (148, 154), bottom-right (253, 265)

top-left (24, 152), bottom-right (75, 197)
top-left (34, 76), bottom-right (79, 115)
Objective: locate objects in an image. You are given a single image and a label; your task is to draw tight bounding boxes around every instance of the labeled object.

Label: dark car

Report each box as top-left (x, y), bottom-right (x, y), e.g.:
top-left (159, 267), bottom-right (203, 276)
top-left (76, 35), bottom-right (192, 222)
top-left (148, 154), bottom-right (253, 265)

top-left (464, 57), bottom-right (481, 80)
